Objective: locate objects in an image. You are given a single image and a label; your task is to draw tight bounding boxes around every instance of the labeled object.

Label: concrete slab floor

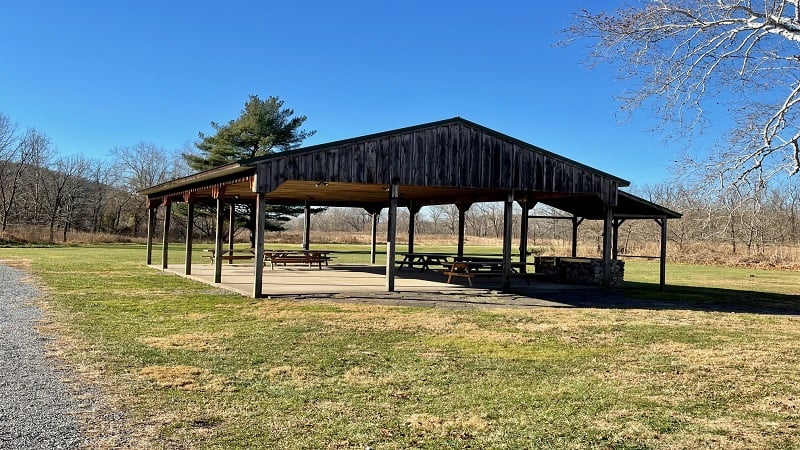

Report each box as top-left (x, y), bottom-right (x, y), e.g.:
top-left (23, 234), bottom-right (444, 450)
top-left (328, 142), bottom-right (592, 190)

top-left (150, 262), bottom-right (631, 310)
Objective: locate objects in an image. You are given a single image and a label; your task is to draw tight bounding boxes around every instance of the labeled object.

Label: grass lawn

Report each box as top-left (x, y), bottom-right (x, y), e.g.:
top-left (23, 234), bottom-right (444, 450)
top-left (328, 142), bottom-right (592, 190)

top-left (2, 244), bottom-right (799, 449)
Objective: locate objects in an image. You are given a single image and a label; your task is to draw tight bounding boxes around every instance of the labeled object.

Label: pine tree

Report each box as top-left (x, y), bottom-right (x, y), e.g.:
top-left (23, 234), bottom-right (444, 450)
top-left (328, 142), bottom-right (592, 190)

top-left (185, 95), bottom-right (314, 170)
top-left (184, 95), bottom-right (315, 240)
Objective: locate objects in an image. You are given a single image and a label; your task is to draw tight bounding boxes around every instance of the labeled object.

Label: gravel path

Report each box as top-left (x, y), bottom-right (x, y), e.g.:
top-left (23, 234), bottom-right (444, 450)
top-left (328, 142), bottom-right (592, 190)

top-left (0, 263), bottom-right (85, 449)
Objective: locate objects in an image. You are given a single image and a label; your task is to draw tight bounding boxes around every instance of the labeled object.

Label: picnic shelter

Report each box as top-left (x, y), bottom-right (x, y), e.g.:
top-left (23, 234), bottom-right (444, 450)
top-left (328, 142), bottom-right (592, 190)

top-left (139, 117), bottom-right (681, 297)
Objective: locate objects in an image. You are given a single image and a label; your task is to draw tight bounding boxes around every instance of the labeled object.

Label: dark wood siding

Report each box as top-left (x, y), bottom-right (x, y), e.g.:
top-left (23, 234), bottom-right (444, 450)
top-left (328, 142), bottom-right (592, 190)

top-left (255, 120), bottom-right (620, 206)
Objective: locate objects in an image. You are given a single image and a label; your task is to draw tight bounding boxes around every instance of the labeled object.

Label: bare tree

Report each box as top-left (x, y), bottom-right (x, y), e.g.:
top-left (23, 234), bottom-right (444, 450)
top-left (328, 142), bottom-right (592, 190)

top-left (111, 142), bottom-right (187, 193)
top-left (566, 1), bottom-right (800, 184)
top-left (16, 130), bottom-right (54, 228)
top-left (0, 114), bottom-right (24, 230)
top-left (431, 204), bottom-right (461, 234)
top-left (343, 208), bottom-right (372, 232)
top-left (110, 143), bottom-right (189, 236)
top-left (85, 159), bottom-right (117, 233)
top-left (37, 155), bottom-right (90, 242)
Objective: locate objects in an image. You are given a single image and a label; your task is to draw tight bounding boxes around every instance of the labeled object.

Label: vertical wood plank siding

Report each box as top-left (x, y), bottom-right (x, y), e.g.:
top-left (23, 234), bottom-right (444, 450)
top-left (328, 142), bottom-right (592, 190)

top-left (255, 122), bottom-right (620, 205)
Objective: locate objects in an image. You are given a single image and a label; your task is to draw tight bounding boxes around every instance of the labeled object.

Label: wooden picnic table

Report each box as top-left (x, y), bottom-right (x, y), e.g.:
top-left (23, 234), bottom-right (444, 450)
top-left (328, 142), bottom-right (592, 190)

top-left (263, 249), bottom-right (332, 270)
top-left (204, 248), bottom-right (256, 263)
top-left (443, 258), bottom-right (527, 286)
top-left (396, 252), bottom-right (453, 271)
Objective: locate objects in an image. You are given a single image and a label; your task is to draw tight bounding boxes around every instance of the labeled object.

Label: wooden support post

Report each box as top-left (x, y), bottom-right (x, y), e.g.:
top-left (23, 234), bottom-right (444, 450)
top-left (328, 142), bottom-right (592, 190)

top-left (227, 202), bottom-right (235, 264)
top-left (253, 193), bottom-right (267, 298)
top-left (457, 202), bottom-right (470, 258)
top-left (602, 206), bottom-right (614, 287)
top-left (213, 197), bottom-right (224, 283)
top-left (408, 203), bottom-right (419, 254)
top-left (571, 217), bottom-right (583, 258)
top-left (517, 200), bottom-right (532, 272)
top-left (502, 192), bottom-right (514, 292)
top-left (385, 184), bottom-right (398, 292)
top-left (161, 200), bottom-right (171, 270)
top-left (185, 200), bottom-right (194, 275)
top-left (369, 209), bottom-right (379, 265)
top-left (612, 218), bottom-right (625, 260)
top-left (146, 205), bottom-right (156, 265)
top-left (658, 217), bottom-right (667, 291)
top-left (302, 201), bottom-right (311, 251)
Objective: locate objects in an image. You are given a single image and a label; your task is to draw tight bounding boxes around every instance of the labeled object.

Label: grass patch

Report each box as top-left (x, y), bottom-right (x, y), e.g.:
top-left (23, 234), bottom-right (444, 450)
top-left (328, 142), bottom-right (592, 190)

top-left (2, 244), bottom-right (799, 448)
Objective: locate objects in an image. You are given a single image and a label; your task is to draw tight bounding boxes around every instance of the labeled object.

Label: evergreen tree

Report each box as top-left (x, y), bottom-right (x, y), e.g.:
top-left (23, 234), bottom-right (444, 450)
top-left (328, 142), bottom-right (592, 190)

top-left (184, 95), bottom-right (316, 240)
top-left (185, 95), bottom-right (314, 170)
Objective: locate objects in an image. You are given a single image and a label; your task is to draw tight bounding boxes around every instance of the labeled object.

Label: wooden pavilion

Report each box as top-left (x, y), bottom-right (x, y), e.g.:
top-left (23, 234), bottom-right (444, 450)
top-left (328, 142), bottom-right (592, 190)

top-left (140, 117), bottom-right (681, 297)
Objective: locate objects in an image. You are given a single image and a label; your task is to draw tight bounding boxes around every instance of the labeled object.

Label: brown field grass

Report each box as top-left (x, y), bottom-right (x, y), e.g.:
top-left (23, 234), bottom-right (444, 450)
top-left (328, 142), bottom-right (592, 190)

top-left (4, 225), bottom-right (799, 270)
top-left (3, 245), bottom-right (799, 448)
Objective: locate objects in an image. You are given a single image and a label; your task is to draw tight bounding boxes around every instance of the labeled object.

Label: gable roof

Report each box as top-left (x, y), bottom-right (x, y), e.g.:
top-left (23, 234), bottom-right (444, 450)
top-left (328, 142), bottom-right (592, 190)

top-left (239, 117), bottom-right (629, 186)
top-left (141, 117), bottom-right (637, 212)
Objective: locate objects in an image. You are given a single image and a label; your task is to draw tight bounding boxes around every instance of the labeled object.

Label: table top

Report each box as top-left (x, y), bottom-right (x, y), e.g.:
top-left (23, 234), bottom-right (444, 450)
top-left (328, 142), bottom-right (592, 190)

top-left (264, 249), bottom-right (331, 255)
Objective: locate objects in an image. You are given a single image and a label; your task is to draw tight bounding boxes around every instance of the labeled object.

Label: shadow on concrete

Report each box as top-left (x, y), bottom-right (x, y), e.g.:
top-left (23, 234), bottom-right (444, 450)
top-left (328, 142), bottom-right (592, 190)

top-left (348, 266), bottom-right (800, 316)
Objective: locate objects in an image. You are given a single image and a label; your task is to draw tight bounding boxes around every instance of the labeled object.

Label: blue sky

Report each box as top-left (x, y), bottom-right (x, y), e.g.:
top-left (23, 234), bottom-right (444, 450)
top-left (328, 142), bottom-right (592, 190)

top-left (1, 0), bottom-right (688, 187)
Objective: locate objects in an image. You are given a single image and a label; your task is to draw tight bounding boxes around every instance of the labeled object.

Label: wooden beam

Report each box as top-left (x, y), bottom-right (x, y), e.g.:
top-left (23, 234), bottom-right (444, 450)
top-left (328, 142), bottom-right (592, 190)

top-left (146, 206), bottom-right (156, 265)
top-left (518, 200), bottom-right (533, 271)
top-left (612, 218), bottom-right (625, 260)
top-left (161, 201), bottom-right (171, 270)
top-left (227, 202), bottom-right (235, 264)
top-left (457, 202), bottom-right (471, 258)
top-left (302, 201), bottom-right (311, 251)
top-left (214, 197), bottom-right (224, 284)
top-left (660, 219), bottom-right (667, 290)
top-left (602, 206), bottom-right (614, 287)
top-left (386, 184), bottom-right (398, 292)
top-left (407, 202), bottom-right (420, 254)
top-left (502, 192), bottom-right (514, 292)
top-left (571, 217), bottom-right (584, 258)
top-left (253, 193), bottom-right (267, 298)
top-left (369, 210), bottom-right (379, 265)
top-left (185, 201), bottom-right (194, 275)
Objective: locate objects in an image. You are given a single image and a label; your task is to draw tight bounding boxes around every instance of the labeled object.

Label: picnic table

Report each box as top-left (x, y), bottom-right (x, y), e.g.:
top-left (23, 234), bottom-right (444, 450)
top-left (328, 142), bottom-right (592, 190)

top-left (443, 257), bottom-right (527, 286)
top-left (264, 250), bottom-right (332, 270)
top-left (204, 248), bottom-right (256, 263)
top-left (396, 252), bottom-right (453, 271)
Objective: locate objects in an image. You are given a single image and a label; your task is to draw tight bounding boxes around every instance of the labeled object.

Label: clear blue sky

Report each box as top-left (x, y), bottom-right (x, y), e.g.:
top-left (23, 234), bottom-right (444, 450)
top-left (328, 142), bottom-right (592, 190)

top-left (1, 0), bottom-right (687, 187)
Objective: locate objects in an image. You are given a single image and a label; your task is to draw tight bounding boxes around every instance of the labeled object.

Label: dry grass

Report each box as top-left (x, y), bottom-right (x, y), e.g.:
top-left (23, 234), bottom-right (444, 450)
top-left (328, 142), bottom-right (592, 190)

top-left (3, 244), bottom-right (800, 449)
top-left (140, 332), bottom-right (232, 352)
top-left (0, 226), bottom-right (141, 245)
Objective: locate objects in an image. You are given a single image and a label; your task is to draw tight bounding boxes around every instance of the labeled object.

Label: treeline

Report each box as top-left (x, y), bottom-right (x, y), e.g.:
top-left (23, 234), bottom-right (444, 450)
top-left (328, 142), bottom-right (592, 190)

top-left (3, 110), bottom-right (799, 266)
top-left (297, 178), bottom-right (800, 264)
top-left (0, 113), bottom-right (187, 242)
top-left (640, 179), bottom-right (800, 258)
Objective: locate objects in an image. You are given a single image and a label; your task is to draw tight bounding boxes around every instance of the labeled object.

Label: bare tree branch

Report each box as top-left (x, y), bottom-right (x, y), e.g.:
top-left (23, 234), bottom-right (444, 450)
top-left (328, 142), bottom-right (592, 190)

top-left (564, 0), bottom-right (800, 185)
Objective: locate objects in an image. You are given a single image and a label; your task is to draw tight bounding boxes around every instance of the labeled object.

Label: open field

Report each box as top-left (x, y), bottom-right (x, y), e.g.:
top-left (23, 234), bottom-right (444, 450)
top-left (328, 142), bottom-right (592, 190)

top-left (1, 244), bottom-right (799, 449)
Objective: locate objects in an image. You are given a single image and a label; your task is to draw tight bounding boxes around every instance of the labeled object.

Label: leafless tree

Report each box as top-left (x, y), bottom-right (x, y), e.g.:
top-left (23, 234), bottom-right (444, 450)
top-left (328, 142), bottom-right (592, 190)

top-left (37, 155), bottom-right (90, 242)
top-left (0, 114), bottom-right (24, 230)
top-left (111, 142), bottom-right (187, 193)
top-left (344, 208), bottom-right (372, 232)
top-left (566, 1), bottom-right (800, 184)
top-left (110, 143), bottom-right (189, 236)
top-left (85, 159), bottom-right (117, 233)
top-left (15, 130), bottom-right (54, 229)
top-left (429, 204), bottom-right (461, 234)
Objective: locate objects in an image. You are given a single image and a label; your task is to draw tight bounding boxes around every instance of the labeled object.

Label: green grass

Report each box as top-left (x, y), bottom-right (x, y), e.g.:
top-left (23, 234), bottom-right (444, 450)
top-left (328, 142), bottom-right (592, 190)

top-left (2, 244), bottom-right (799, 449)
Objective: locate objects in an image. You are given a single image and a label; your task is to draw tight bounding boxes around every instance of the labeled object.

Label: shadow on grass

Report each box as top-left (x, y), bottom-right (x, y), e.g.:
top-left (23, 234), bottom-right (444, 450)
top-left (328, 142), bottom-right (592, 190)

top-left (618, 281), bottom-right (800, 315)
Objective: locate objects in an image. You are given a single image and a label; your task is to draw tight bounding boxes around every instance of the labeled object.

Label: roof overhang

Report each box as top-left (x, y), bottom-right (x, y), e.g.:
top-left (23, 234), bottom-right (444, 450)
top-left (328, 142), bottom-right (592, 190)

top-left (138, 163), bottom-right (254, 197)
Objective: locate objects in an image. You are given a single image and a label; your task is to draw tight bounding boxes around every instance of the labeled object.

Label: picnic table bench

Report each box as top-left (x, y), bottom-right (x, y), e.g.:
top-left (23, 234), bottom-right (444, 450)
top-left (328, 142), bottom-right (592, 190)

top-left (396, 252), bottom-right (453, 271)
top-left (204, 249), bottom-right (256, 263)
top-left (443, 258), bottom-right (528, 286)
top-left (264, 250), bottom-right (332, 270)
